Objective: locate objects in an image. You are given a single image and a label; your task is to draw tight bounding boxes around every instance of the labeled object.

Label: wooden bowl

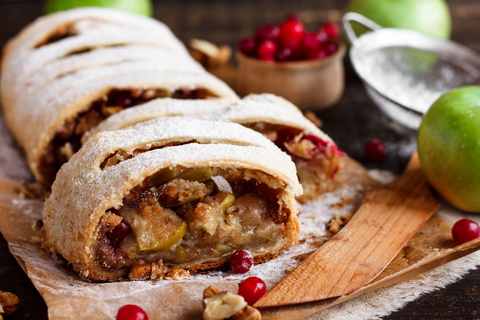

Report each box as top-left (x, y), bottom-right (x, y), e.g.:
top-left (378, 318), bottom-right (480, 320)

top-left (236, 44), bottom-right (346, 110)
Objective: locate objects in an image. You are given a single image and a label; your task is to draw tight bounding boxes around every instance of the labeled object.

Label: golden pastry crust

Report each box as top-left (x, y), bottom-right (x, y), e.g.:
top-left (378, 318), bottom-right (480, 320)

top-left (0, 8), bottom-right (238, 187)
top-left (211, 95), bottom-right (343, 201)
top-left (82, 98), bottom-right (228, 143)
top-left (85, 94), bottom-right (343, 201)
top-left (84, 94), bottom-right (331, 143)
top-left (211, 94), bottom-right (332, 142)
top-left (42, 118), bottom-right (301, 281)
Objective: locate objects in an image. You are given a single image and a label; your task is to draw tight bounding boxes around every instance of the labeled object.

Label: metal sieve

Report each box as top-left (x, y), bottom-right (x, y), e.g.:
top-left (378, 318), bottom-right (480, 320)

top-left (342, 12), bottom-right (480, 129)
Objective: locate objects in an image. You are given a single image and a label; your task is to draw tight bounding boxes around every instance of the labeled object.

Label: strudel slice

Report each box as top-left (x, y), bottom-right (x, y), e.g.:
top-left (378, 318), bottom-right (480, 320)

top-left (0, 8), bottom-right (238, 187)
top-left (42, 118), bottom-right (301, 281)
top-left (82, 94), bottom-right (344, 202)
top-left (210, 94), bottom-right (344, 202)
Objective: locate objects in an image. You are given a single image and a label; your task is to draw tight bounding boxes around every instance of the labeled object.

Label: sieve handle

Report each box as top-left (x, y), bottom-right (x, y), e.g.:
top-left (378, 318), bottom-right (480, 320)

top-left (342, 12), bottom-right (382, 45)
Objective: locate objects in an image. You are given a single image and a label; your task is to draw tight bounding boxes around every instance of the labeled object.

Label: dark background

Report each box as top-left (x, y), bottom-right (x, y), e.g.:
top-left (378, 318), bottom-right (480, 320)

top-left (1, 0), bottom-right (480, 319)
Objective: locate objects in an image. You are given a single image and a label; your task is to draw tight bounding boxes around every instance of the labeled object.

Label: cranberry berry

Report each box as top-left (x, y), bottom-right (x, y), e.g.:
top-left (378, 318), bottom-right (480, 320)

top-left (317, 29), bottom-right (328, 43)
top-left (302, 32), bottom-right (322, 52)
top-left (279, 18), bottom-right (305, 49)
top-left (238, 277), bottom-right (267, 306)
top-left (321, 22), bottom-right (341, 40)
top-left (116, 305), bottom-right (148, 320)
top-left (364, 139), bottom-right (386, 162)
top-left (229, 250), bottom-right (254, 273)
top-left (255, 24), bottom-right (280, 42)
top-left (274, 47), bottom-right (294, 62)
top-left (238, 38), bottom-right (257, 57)
top-left (323, 41), bottom-right (338, 55)
top-left (307, 48), bottom-right (327, 60)
top-left (452, 219), bottom-right (480, 245)
top-left (109, 220), bottom-right (131, 244)
top-left (257, 40), bottom-right (276, 61)
top-left (242, 17), bottom-right (340, 62)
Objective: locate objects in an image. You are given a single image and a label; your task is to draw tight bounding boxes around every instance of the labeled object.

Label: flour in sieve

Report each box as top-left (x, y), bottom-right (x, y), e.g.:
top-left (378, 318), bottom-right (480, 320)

top-left (356, 47), bottom-right (476, 113)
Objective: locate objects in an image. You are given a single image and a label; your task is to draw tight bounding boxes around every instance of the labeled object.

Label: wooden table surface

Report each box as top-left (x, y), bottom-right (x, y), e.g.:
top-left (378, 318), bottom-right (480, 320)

top-left (1, 0), bottom-right (480, 319)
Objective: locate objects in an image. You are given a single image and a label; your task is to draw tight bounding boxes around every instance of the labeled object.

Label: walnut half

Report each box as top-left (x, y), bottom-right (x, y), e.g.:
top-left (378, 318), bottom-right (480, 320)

top-left (0, 290), bottom-right (19, 319)
top-left (231, 306), bottom-right (262, 320)
top-left (202, 286), bottom-right (261, 320)
top-left (189, 39), bottom-right (232, 68)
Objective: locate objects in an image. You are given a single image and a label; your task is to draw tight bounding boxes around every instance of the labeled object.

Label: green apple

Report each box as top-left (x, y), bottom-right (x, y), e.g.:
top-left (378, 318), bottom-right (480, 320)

top-left (418, 86), bottom-right (480, 213)
top-left (346, 0), bottom-right (452, 39)
top-left (45, 0), bottom-right (153, 16)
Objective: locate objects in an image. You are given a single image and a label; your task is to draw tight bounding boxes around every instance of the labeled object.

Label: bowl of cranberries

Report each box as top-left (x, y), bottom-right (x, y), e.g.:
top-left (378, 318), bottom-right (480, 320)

top-left (236, 17), bottom-right (345, 110)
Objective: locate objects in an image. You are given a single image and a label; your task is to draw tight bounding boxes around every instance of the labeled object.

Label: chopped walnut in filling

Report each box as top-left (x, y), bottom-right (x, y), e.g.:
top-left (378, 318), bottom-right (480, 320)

top-left (94, 167), bottom-right (289, 277)
top-left (39, 88), bottom-right (217, 186)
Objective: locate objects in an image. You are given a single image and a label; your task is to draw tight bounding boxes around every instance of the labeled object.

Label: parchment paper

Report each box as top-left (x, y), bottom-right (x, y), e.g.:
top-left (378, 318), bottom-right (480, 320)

top-left (0, 113), bottom-right (479, 320)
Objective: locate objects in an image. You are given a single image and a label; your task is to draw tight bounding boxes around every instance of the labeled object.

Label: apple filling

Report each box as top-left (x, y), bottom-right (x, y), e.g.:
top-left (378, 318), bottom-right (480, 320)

top-left (247, 123), bottom-right (345, 200)
top-left (39, 88), bottom-right (217, 186)
top-left (94, 166), bottom-right (289, 279)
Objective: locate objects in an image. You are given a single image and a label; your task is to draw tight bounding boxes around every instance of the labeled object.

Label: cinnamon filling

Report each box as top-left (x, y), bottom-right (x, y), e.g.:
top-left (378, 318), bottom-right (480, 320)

top-left (39, 88), bottom-right (216, 186)
top-left (94, 167), bottom-right (289, 277)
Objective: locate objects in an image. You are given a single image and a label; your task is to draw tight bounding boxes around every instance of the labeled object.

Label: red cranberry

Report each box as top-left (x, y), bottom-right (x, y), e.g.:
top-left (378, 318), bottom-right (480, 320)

top-left (364, 139), bottom-right (386, 162)
top-left (321, 22), bottom-right (341, 40)
top-left (238, 277), bottom-right (266, 306)
top-left (109, 220), bottom-right (131, 244)
top-left (274, 47), bottom-right (294, 62)
top-left (302, 32), bottom-right (321, 52)
top-left (279, 18), bottom-right (305, 49)
top-left (229, 250), bottom-right (254, 273)
top-left (317, 29), bottom-right (328, 43)
top-left (452, 219), bottom-right (480, 245)
top-left (323, 41), bottom-right (338, 55)
top-left (116, 305), bottom-right (148, 320)
top-left (254, 24), bottom-right (280, 42)
top-left (238, 38), bottom-right (257, 57)
top-left (307, 48), bottom-right (327, 60)
top-left (304, 134), bottom-right (328, 149)
top-left (302, 134), bottom-right (346, 159)
top-left (281, 42), bottom-right (304, 60)
top-left (257, 40), bottom-right (276, 61)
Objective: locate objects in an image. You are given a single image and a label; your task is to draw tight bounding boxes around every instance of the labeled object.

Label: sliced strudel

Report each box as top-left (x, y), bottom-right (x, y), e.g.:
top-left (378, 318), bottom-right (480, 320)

top-left (210, 94), bottom-right (344, 202)
top-left (1, 8), bottom-right (238, 187)
top-left (42, 118), bottom-right (301, 281)
top-left (82, 94), bottom-right (344, 201)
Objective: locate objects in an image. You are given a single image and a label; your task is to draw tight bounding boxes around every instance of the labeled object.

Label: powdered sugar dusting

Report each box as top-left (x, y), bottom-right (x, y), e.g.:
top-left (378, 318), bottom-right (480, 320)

top-left (85, 94), bottom-right (336, 152)
top-left (368, 169), bottom-right (396, 185)
top-left (84, 98), bottom-right (228, 142)
top-left (207, 94), bottom-right (334, 144)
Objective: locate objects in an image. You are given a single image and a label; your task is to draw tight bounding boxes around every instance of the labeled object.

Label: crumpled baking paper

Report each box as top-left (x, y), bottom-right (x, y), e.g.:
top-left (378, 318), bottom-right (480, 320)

top-left (0, 114), bottom-right (479, 320)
